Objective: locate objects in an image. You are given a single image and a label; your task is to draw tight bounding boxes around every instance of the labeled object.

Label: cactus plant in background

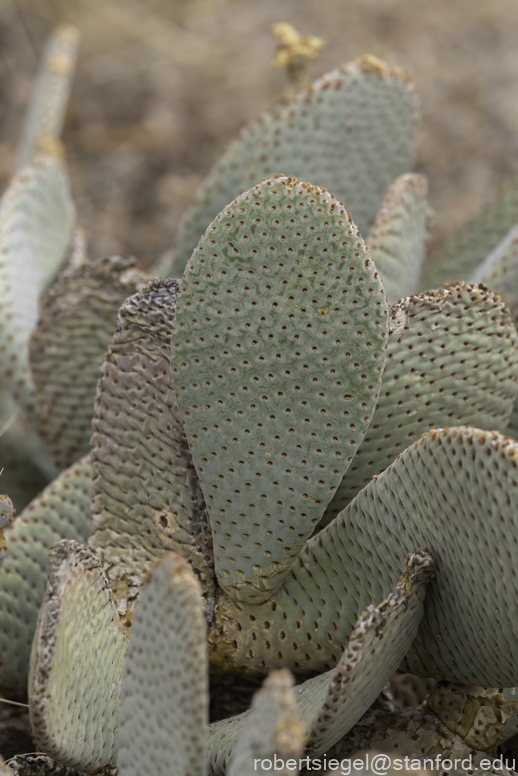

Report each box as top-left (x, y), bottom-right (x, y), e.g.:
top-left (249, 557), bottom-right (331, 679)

top-left (159, 54), bottom-right (420, 279)
top-left (3, 20), bottom-right (518, 776)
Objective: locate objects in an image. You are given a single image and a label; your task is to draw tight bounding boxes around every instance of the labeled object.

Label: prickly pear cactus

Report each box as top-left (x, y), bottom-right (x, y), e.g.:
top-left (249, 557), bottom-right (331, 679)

top-left (321, 282), bottom-right (518, 523)
top-left (30, 254), bottom-right (150, 469)
top-left (29, 540), bottom-right (126, 773)
top-left (208, 550), bottom-right (434, 774)
top-left (171, 175), bottom-right (388, 603)
top-left (0, 153), bottom-right (75, 421)
top-left (244, 56), bottom-right (419, 238)
top-left (164, 53), bottom-right (420, 277)
top-left (329, 426), bottom-right (518, 686)
top-left (117, 553), bottom-right (208, 776)
top-left (366, 173), bottom-right (429, 304)
top-left (0, 457), bottom-right (91, 691)
top-left (90, 278), bottom-right (214, 626)
top-left (7, 19), bottom-right (518, 776)
top-left (15, 25), bottom-right (79, 169)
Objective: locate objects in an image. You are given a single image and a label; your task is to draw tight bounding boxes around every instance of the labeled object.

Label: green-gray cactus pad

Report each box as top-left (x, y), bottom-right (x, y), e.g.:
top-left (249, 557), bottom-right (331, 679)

top-left (321, 282), bottom-right (518, 523)
top-left (16, 25), bottom-right (79, 170)
top-left (30, 255), bottom-right (149, 470)
top-left (29, 540), bottom-right (126, 774)
top-left (0, 154), bottom-right (74, 420)
top-left (366, 173), bottom-right (429, 304)
top-left (209, 427), bottom-right (518, 683)
top-left (299, 550), bottom-right (433, 756)
top-left (171, 176), bottom-right (388, 604)
top-left (117, 553), bottom-right (207, 776)
top-left (90, 278), bottom-right (213, 625)
top-left (245, 55), bottom-right (419, 239)
top-left (422, 178), bottom-right (518, 291)
top-left (159, 112), bottom-right (274, 278)
top-left (225, 670), bottom-right (305, 776)
top-left (209, 551), bottom-right (433, 773)
top-left (0, 456), bottom-right (91, 690)
top-left (317, 426), bottom-right (518, 686)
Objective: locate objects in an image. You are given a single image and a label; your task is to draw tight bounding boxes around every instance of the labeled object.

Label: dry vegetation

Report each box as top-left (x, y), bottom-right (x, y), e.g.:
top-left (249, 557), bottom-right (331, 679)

top-left (1, 0), bottom-right (518, 269)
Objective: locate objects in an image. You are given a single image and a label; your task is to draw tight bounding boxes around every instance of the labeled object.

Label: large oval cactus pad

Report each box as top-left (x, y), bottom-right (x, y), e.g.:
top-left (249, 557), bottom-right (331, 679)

top-left (171, 177), bottom-right (388, 603)
top-left (209, 428), bottom-right (518, 683)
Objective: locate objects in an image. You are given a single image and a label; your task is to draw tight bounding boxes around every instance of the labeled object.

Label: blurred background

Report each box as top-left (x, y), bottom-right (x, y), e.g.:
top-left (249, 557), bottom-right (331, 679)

top-left (1, 0), bottom-right (518, 269)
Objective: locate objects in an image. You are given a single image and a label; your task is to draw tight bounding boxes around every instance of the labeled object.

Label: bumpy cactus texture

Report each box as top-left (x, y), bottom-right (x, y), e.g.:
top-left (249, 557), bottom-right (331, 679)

top-left (206, 425), bottom-right (518, 682)
top-left (244, 57), bottom-right (419, 236)
top-left (0, 153), bottom-right (74, 421)
top-left (209, 551), bottom-right (433, 774)
top-left (0, 457), bottom-right (91, 690)
top-left (30, 255), bottom-right (149, 469)
top-left (29, 540), bottom-right (126, 774)
top-left (90, 278), bottom-right (213, 626)
top-left (167, 54), bottom-right (419, 276)
top-left (171, 175), bottom-right (388, 604)
top-left (321, 282), bottom-right (518, 523)
top-left (117, 553), bottom-right (208, 776)
top-left (325, 426), bottom-right (518, 686)
top-left (7, 21), bottom-right (518, 776)
top-left (366, 173), bottom-right (429, 304)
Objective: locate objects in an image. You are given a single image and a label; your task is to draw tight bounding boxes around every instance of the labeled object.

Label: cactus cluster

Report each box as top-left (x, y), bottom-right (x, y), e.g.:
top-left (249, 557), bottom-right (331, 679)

top-left (2, 22), bottom-right (518, 776)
